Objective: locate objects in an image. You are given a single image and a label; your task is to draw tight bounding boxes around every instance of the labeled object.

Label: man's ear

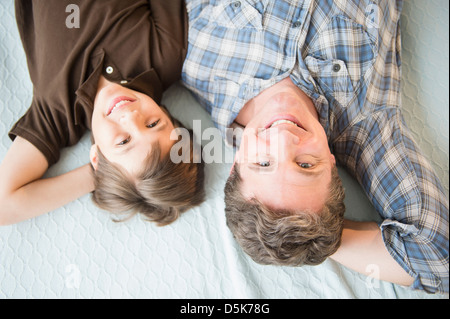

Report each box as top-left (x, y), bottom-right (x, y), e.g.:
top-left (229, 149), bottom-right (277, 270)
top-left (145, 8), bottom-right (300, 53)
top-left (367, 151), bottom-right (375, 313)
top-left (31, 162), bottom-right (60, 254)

top-left (229, 152), bottom-right (239, 175)
top-left (330, 154), bottom-right (336, 166)
top-left (90, 144), bottom-right (99, 170)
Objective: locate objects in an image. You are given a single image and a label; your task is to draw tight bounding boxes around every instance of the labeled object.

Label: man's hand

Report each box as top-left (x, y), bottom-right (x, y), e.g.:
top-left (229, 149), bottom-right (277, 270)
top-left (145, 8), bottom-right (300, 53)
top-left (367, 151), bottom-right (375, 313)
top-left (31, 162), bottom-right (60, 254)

top-left (330, 220), bottom-right (415, 287)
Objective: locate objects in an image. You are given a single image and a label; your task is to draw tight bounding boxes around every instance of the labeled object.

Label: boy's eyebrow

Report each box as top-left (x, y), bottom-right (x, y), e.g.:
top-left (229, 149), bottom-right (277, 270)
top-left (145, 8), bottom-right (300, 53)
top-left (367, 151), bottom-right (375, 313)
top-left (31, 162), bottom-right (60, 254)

top-left (117, 139), bottom-right (136, 155)
top-left (154, 121), bottom-right (167, 132)
top-left (119, 121), bottom-right (167, 155)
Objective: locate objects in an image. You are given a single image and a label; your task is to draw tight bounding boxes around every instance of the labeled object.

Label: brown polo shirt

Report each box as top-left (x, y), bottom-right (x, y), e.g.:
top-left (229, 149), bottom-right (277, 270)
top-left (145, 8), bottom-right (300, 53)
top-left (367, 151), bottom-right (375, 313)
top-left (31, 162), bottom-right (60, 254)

top-left (9, 0), bottom-right (188, 166)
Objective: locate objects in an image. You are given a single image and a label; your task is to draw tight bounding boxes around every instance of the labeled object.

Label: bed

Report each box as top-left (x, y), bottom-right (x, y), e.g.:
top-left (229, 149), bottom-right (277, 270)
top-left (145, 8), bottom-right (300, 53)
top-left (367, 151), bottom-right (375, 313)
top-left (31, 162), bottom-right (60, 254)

top-left (0, 0), bottom-right (448, 299)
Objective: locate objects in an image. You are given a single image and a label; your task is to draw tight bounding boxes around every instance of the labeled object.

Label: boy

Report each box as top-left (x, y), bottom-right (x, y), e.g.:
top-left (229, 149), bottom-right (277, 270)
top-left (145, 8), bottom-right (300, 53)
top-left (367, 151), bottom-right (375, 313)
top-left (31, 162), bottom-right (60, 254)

top-left (0, 0), bottom-right (204, 226)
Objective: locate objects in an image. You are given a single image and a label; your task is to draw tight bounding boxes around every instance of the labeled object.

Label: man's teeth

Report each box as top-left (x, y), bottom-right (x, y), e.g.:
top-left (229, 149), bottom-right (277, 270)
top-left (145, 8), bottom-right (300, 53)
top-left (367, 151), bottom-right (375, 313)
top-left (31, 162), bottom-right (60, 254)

top-left (110, 100), bottom-right (132, 114)
top-left (270, 120), bottom-right (300, 128)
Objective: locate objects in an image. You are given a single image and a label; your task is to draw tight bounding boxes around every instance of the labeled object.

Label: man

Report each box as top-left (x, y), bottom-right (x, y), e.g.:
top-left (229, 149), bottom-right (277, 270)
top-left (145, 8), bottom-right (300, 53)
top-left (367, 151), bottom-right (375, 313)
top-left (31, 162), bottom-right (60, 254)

top-left (182, 0), bottom-right (449, 293)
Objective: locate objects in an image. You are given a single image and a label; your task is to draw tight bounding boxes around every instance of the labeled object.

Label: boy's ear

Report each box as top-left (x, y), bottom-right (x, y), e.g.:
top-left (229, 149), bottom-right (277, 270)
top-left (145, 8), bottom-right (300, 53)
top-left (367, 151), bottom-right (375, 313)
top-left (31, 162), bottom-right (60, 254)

top-left (90, 144), bottom-right (99, 170)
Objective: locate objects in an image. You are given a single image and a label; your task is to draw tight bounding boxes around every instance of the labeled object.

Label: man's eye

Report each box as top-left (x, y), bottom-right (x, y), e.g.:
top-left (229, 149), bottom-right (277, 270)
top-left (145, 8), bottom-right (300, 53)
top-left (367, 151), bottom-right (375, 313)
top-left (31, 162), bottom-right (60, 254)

top-left (146, 120), bottom-right (160, 128)
top-left (258, 161), bottom-right (271, 167)
top-left (117, 137), bottom-right (130, 146)
top-left (298, 163), bottom-right (313, 169)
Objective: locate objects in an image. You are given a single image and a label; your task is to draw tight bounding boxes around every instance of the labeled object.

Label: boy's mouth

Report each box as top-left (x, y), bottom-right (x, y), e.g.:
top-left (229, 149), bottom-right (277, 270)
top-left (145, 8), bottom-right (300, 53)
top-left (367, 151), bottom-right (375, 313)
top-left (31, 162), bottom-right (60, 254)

top-left (107, 96), bottom-right (136, 115)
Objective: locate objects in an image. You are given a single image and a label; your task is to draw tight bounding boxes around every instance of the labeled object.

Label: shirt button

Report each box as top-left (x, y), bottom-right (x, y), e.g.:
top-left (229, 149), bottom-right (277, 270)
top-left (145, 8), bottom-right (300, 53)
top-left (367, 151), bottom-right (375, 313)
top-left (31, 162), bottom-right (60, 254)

top-left (293, 21), bottom-right (302, 28)
top-left (333, 64), bottom-right (341, 72)
top-left (106, 66), bottom-right (114, 74)
top-left (233, 1), bottom-right (241, 8)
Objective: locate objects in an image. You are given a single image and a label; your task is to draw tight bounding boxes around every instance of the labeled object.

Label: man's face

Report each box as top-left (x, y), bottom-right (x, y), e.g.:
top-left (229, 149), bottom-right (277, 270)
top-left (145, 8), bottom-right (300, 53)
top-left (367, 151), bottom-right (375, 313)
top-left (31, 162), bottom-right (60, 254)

top-left (90, 80), bottom-right (175, 175)
top-left (235, 88), bottom-right (335, 213)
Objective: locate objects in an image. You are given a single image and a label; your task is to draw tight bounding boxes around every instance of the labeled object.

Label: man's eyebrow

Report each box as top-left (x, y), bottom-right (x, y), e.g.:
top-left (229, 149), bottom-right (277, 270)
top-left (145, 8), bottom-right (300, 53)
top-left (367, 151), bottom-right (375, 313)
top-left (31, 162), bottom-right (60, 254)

top-left (247, 164), bottom-right (324, 178)
top-left (247, 164), bottom-right (276, 173)
top-left (295, 168), bottom-right (324, 177)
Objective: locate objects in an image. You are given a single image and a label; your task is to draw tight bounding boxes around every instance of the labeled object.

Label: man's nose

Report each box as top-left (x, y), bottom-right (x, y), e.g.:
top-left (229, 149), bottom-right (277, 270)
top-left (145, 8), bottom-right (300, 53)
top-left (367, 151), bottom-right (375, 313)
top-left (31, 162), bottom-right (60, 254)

top-left (260, 128), bottom-right (300, 162)
top-left (256, 128), bottom-right (300, 161)
top-left (269, 128), bottom-right (300, 148)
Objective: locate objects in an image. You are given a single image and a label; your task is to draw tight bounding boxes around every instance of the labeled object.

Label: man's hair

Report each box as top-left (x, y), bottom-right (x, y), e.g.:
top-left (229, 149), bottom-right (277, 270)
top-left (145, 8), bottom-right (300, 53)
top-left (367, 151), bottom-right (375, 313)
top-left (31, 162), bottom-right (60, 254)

top-left (91, 109), bottom-right (205, 226)
top-left (224, 164), bottom-right (345, 266)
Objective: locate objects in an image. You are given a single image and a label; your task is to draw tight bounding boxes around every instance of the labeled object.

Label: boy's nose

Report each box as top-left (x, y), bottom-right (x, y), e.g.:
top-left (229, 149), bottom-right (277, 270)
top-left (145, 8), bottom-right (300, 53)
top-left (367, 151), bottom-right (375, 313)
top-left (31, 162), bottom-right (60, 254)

top-left (119, 110), bottom-right (142, 129)
top-left (119, 109), bottom-right (138, 122)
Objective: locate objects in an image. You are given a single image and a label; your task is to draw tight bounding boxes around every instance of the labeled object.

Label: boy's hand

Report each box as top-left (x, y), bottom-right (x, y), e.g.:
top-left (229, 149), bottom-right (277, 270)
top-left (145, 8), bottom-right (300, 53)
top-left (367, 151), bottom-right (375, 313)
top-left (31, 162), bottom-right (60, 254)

top-left (0, 137), bottom-right (94, 225)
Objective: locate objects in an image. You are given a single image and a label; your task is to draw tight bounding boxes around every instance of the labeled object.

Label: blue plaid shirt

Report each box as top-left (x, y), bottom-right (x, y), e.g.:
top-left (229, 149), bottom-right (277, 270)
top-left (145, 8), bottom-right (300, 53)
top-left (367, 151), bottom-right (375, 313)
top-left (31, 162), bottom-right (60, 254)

top-left (182, 0), bottom-right (449, 294)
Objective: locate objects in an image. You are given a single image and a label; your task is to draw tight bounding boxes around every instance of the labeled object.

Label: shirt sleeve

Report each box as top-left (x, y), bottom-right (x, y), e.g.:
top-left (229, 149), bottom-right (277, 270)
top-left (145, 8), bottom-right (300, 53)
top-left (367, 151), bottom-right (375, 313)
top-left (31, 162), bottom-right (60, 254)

top-left (378, 113), bottom-right (449, 294)
top-left (329, 0), bottom-right (449, 294)
top-left (9, 98), bottom-right (85, 167)
top-left (147, 0), bottom-right (188, 90)
top-left (335, 109), bottom-right (449, 294)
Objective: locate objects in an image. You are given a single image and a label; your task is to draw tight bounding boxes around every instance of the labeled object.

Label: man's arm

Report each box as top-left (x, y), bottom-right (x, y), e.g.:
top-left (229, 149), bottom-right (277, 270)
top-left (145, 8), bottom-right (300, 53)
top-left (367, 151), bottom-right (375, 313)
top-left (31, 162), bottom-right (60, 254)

top-left (0, 136), bottom-right (95, 226)
top-left (330, 220), bottom-right (415, 287)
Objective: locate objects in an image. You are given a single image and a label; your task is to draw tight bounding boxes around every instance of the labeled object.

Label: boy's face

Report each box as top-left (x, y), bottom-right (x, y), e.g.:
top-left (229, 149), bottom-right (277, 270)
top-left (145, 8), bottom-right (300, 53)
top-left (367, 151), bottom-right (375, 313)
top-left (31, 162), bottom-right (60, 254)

top-left (235, 88), bottom-right (335, 213)
top-left (90, 80), bottom-right (175, 175)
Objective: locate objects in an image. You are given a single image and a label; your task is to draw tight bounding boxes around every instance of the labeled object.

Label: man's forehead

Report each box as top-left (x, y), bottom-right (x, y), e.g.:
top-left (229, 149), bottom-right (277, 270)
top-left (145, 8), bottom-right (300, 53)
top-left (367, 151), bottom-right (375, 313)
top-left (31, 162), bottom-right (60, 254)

top-left (240, 167), bottom-right (329, 212)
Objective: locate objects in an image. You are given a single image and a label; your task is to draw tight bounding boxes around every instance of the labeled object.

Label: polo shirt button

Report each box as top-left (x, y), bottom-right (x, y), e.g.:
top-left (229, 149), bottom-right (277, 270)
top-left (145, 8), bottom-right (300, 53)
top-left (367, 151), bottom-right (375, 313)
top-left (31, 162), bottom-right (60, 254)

top-left (333, 64), bottom-right (341, 72)
top-left (106, 66), bottom-right (114, 74)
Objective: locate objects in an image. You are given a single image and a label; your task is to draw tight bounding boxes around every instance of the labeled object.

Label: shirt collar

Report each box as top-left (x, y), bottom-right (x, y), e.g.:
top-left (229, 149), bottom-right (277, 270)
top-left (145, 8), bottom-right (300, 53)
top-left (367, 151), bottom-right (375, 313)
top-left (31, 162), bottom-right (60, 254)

top-left (74, 50), bottom-right (164, 129)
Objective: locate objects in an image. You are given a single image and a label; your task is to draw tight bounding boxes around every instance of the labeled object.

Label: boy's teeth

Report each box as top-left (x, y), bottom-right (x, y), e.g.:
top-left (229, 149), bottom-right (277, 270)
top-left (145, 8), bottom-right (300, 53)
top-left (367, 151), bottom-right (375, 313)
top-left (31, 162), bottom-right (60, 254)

top-left (270, 120), bottom-right (299, 128)
top-left (111, 100), bottom-right (131, 113)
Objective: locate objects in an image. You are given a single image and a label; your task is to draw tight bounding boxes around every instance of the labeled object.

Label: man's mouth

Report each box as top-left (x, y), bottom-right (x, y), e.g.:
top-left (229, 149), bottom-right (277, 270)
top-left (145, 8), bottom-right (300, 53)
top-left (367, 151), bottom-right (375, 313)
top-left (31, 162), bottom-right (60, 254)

top-left (269, 119), bottom-right (301, 128)
top-left (265, 115), bottom-right (304, 130)
top-left (107, 96), bottom-right (136, 115)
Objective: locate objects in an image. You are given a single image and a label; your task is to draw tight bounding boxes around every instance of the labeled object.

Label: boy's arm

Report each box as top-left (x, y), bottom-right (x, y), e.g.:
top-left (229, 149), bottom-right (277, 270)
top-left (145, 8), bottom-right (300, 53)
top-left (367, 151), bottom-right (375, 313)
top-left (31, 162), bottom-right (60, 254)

top-left (0, 136), bottom-right (95, 226)
top-left (330, 220), bottom-right (415, 287)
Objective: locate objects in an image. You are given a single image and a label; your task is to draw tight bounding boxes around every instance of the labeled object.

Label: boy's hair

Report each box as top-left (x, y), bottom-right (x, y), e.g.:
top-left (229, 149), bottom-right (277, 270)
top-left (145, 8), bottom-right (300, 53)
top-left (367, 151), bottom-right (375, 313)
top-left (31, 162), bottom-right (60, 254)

top-left (91, 108), bottom-right (205, 226)
top-left (224, 164), bottom-right (345, 266)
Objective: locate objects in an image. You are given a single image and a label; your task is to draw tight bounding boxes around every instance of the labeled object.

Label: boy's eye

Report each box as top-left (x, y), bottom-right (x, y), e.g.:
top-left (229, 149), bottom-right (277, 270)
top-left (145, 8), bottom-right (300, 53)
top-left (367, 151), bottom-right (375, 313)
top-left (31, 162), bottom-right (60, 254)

top-left (117, 137), bottom-right (131, 146)
top-left (298, 163), bottom-right (313, 169)
top-left (116, 120), bottom-right (160, 146)
top-left (146, 120), bottom-right (160, 128)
